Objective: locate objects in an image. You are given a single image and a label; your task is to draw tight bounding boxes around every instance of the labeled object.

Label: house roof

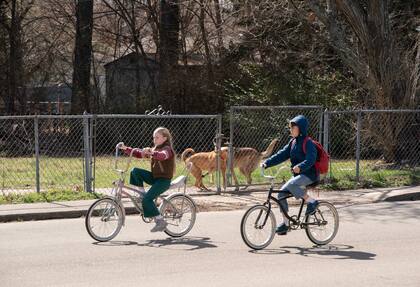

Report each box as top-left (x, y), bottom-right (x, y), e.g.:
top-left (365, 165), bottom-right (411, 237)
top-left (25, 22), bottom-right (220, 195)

top-left (104, 52), bottom-right (205, 68)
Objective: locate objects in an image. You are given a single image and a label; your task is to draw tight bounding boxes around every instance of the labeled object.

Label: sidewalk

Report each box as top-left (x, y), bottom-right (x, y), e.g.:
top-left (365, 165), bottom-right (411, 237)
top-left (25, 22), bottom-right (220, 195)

top-left (1, 186), bottom-right (419, 223)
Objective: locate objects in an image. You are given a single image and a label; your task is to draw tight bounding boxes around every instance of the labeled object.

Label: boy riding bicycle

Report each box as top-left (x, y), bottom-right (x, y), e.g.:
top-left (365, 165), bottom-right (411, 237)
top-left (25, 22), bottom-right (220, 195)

top-left (261, 115), bottom-right (319, 235)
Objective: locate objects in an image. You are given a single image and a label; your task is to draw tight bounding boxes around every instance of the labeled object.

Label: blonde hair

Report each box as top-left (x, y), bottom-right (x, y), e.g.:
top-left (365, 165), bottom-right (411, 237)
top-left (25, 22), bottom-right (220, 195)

top-left (153, 127), bottom-right (176, 174)
top-left (153, 127), bottom-right (174, 150)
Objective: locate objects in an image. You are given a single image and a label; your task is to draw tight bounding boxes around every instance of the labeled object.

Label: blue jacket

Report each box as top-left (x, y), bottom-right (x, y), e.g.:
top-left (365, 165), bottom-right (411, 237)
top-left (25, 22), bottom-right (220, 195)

top-left (264, 115), bottom-right (319, 182)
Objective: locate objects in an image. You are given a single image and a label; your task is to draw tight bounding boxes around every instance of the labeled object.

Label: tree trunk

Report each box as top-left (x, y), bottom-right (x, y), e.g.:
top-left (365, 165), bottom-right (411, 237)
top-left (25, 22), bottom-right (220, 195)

top-left (0, 0), bottom-right (9, 114)
top-left (7, 0), bottom-right (20, 114)
top-left (159, 0), bottom-right (179, 112)
top-left (71, 0), bottom-right (93, 114)
top-left (213, 0), bottom-right (224, 56)
top-left (199, 0), bottom-right (215, 113)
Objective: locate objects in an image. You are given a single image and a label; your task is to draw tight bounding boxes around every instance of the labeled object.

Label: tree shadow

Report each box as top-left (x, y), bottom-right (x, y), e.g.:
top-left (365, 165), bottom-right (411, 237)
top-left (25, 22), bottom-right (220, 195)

top-left (339, 201), bottom-right (420, 223)
top-left (250, 244), bottom-right (376, 261)
top-left (137, 236), bottom-right (219, 251)
top-left (93, 236), bottom-right (219, 251)
top-left (93, 240), bottom-right (138, 247)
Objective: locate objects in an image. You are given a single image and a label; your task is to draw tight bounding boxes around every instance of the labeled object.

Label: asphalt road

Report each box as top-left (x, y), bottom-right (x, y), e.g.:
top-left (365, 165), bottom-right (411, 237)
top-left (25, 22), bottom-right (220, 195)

top-left (1, 201), bottom-right (420, 287)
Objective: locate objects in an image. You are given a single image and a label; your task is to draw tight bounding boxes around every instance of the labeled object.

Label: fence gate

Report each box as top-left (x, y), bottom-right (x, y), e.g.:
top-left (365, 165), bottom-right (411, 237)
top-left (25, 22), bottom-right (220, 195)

top-left (227, 106), bottom-right (324, 188)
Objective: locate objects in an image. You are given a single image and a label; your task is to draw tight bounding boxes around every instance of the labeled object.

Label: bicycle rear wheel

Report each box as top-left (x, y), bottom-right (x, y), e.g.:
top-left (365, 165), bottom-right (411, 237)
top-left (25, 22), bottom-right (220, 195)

top-left (160, 194), bottom-right (196, 237)
top-left (305, 201), bottom-right (339, 245)
top-left (240, 205), bottom-right (276, 250)
top-left (85, 198), bottom-right (124, 242)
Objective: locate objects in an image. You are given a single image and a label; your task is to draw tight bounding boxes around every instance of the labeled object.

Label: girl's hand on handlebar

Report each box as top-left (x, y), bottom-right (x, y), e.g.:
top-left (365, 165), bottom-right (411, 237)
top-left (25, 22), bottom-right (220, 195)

top-left (119, 144), bottom-right (128, 151)
top-left (260, 162), bottom-right (267, 169)
top-left (142, 147), bottom-right (153, 158)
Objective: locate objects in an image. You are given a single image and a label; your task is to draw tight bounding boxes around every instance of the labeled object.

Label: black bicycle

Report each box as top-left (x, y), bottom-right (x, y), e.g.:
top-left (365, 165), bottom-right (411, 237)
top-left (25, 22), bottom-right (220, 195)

top-left (240, 167), bottom-right (339, 250)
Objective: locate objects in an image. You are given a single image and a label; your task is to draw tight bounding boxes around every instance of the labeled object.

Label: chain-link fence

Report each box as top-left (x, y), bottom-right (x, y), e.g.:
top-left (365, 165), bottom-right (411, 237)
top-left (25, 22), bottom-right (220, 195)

top-left (0, 116), bottom-right (36, 192)
top-left (326, 110), bottom-right (420, 187)
top-left (1, 114), bottom-right (222, 194)
top-left (0, 115), bottom-right (92, 193)
top-left (227, 106), bottom-right (324, 187)
top-left (1, 108), bottom-right (419, 194)
top-left (92, 115), bottom-right (222, 192)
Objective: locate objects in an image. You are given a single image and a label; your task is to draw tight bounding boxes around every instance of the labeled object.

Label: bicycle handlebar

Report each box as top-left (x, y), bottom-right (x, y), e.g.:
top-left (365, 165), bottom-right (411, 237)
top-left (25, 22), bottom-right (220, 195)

top-left (260, 165), bottom-right (289, 181)
top-left (114, 142), bottom-right (141, 173)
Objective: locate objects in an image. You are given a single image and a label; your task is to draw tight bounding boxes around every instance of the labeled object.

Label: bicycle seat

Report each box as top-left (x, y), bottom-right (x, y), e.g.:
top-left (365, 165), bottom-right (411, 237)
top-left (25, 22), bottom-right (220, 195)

top-left (169, 175), bottom-right (187, 190)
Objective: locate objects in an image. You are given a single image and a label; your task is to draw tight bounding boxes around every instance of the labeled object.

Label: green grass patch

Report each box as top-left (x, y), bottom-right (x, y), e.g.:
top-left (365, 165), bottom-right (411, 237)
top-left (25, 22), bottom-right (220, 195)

top-left (0, 189), bottom-right (102, 204)
top-left (1, 157), bottom-right (419, 200)
top-left (323, 166), bottom-right (420, 190)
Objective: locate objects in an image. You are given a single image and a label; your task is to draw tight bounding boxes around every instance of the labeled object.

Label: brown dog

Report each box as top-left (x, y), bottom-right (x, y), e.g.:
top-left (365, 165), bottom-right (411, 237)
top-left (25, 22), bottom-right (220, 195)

top-left (181, 148), bottom-right (228, 191)
top-left (222, 138), bottom-right (279, 189)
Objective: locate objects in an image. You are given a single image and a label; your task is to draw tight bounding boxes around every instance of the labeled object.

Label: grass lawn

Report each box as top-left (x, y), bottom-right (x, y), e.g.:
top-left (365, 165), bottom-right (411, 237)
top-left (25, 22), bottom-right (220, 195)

top-left (1, 156), bottom-right (419, 204)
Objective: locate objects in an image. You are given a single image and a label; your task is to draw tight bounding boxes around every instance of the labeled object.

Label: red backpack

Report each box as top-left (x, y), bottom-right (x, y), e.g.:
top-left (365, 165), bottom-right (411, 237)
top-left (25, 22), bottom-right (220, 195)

top-left (292, 136), bottom-right (329, 175)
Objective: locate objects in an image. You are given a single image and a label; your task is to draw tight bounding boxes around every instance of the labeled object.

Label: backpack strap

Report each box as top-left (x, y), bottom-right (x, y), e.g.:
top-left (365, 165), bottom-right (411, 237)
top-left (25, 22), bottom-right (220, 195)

top-left (292, 136), bottom-right (310, 154)
top-left (302, 136), bottom-right (310, 154)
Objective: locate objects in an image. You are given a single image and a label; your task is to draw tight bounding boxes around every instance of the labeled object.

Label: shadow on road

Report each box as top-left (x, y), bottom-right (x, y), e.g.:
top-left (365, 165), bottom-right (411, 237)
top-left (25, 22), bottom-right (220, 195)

top-left (250, 244), bottom-right (376, 260)
top-left (93, 236), bottom-right (219, 251)
top-left (338, 201), bottom-right (420, 223)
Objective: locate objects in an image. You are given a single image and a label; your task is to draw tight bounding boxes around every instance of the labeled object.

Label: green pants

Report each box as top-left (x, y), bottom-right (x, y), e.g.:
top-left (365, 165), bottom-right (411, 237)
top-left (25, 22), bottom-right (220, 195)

top-left (130, 168), bottom-right (171, 218)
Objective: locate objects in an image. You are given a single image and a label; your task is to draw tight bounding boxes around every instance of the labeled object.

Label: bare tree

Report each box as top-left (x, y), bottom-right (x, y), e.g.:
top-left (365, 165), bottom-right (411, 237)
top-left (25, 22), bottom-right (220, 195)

top-left (298, 0), bottom-right (419, 162)
top-left (71, 0), bottom-right (93, 114)
top-left (302, 0), bottom-right (419, 108)
top-left (0, 0), bottom-right (34, 114)
top-left (110, 0), bottom-right (159, 108)
top-left (159, 0), bottom-right (180, 109)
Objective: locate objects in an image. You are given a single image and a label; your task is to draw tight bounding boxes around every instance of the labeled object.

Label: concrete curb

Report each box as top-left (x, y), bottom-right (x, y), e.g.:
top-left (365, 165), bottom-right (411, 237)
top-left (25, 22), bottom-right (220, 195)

top-left (1, 186), bottom-right (419, 223)
top-left (0, 197), bottom-right (359, 223)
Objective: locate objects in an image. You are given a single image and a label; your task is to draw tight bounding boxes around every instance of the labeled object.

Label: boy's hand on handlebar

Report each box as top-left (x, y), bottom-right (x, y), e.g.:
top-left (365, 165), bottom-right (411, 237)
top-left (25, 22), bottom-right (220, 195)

top-left (260, 163), bottom-right (267, 169)
top-left (292, 165), bottom-right (301, 174)
top-left (119, 144), bottom-right (128, 151)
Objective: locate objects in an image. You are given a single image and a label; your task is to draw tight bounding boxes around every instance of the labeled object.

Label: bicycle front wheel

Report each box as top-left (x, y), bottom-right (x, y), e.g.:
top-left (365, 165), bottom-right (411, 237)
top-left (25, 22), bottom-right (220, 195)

top-left (85, 198), bottom-right (124, 242)
top-left (160, 194), bottom-right (197, 237)
top-left (240, 205), bottom-right (276, 250)
top-left (305, 201), bottom-right (339, 245)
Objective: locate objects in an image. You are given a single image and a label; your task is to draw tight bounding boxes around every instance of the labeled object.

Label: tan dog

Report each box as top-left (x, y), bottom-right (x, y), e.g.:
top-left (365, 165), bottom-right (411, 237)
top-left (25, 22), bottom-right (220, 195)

top-left (181, 148), bottom-right (228, 191)
top-left (222, 138), bottom-right (279, 189)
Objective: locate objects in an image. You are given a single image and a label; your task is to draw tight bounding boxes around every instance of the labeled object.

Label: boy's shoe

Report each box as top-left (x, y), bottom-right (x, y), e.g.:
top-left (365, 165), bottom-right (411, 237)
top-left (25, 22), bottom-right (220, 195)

top-left (305, 200), bottom-right (319, 216)
top-left (150, 219), bottom-right (168, 232)
top-left (275, 223), bottom-right (289, 235)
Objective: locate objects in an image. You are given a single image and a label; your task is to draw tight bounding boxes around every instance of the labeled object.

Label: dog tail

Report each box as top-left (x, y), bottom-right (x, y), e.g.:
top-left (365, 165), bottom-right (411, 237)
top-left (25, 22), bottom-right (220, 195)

top-left (181, 148), bottom-right (195, 162)
top-left (260, 138), bottom-right (279, 159)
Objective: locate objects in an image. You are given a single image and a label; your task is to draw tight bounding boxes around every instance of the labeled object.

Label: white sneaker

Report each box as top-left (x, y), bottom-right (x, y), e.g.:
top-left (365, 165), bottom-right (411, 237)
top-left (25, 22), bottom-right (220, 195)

top-left (150, 219), bottom-right (168, 232)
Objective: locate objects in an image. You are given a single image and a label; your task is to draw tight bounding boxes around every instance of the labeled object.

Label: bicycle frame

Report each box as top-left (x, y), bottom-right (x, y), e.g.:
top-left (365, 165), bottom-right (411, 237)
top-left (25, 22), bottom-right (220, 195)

top-left (259, 167), bottom-right (324, 230)
top-left (111, 179), bottom-right (144, 212)
top-left (262, 188), bottom-right (305, 228)
top-left (110, 142), bottom-right (145, 212)
top-left (110, 142), bottom-right (191, 223)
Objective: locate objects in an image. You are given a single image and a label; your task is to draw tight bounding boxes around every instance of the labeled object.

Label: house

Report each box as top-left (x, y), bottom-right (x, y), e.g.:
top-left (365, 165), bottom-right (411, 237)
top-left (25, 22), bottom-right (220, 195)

top-left (104, 52), bottom-right (223, 114)
top-left (26, 84), bottom-right (72, 114)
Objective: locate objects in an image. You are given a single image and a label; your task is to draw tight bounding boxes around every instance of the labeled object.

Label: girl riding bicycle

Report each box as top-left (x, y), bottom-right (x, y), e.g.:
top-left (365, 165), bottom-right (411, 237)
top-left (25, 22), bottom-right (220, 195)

top-left (119, 127), bottom-right (175, 232)
top-left (261, 115), bottom-right (319, 235)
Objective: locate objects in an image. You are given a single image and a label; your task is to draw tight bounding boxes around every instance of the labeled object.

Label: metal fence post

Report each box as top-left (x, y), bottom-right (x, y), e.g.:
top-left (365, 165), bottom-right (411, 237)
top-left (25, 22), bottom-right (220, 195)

top-left (34, 116), bottom-right (40, 193)
top-left (83, 113), bottom-right (92, 193)
top-left (323, 111), bottom-right (330, 180)
top-left (227, 107), bottom-right (234, 186)
top-left (318, 109), bottom-right (324, 143)
top-left (90, 114), bottom-right (95, 192)
top-left (355, 110), bottom-right (361, 182)
top-left (215, 115), bottom-right (223, 194)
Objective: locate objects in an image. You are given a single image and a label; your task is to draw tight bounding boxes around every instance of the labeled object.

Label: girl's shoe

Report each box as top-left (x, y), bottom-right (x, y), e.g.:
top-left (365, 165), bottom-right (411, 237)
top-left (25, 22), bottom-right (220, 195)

top-left (150, 219), bottom-right (168, 232)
